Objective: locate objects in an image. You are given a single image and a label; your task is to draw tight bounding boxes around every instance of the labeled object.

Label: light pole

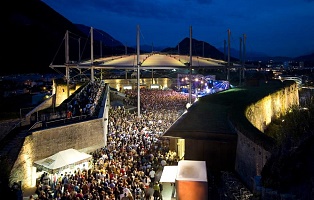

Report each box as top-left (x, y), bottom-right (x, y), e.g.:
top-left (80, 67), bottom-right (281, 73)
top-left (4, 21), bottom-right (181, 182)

top-left (227, 29), bottom-right (231, 81)
top-left (188, 26), bottom-right (192, 105)
top-left (137, 25), bottom-right (141, 117)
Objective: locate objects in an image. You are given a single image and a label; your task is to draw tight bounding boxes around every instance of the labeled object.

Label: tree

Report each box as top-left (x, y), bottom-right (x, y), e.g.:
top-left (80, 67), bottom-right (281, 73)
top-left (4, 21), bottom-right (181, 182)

top-left (261, 91), bottom-right (314, 198)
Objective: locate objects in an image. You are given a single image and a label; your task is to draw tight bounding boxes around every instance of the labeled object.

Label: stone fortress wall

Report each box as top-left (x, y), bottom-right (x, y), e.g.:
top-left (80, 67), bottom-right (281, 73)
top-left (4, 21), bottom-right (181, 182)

top-left (234, 82), bottom-right (299, 191)
top-left (9, 82), bottom-right (110, 189)
top-left (245, 84), bottom-right (299, 132)
top-left (7, 80), bottom-right (299, 191)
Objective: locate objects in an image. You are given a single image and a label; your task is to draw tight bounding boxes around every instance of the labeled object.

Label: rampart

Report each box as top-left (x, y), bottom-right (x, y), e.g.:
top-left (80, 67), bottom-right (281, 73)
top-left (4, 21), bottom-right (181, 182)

top-left (8, 83), bottom-right (110, 189)
top-left (234, 82), bottom-right (299, 191)
top-left (21, 79), bottom-right (85, 126)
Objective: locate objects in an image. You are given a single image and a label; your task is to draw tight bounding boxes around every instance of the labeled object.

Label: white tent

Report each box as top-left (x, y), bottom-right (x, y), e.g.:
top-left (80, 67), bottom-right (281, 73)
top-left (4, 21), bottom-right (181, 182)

top-left (34, 148), bottom-right (92, 173)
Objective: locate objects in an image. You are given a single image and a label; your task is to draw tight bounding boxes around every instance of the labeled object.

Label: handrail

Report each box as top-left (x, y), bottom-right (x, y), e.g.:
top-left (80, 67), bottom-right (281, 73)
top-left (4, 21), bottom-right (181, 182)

top-left (28, 121), bottom-right (42, 131)
top-left (28, 114), bottom-right (92, 131)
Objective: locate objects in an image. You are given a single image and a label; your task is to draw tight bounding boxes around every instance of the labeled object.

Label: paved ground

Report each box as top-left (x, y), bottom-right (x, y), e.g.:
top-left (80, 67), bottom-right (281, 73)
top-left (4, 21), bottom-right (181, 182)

top-left (160, 182), bottom-right (176, 200)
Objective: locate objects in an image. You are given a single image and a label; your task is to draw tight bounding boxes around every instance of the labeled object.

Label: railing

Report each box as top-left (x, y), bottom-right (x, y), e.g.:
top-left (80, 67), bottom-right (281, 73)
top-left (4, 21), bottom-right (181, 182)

top-left (28, 114), bottom-right (92, 131)
top-left (26, 82), bottom-right (108, 132)
top-left (28, 121), bottom-right (42, 131)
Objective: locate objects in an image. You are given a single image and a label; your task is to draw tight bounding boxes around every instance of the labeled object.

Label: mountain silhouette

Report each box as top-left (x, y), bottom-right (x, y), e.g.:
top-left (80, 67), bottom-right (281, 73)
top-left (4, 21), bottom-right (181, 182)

top-left (75, 24), bottom-right (123, 47)
top-left (162, 37), bottom-right (237, 62)
top-left (1, 0), bottom-right (134, 75)
top-left (1, 0), bottom-right (313, 75)
top-left (1, 0), bottom-right (87, 75)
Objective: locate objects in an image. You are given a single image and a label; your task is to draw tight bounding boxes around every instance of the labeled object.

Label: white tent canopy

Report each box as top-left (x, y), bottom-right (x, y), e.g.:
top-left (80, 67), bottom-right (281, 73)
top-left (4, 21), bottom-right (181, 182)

top-left (34, 148), bottom-right (92, 173)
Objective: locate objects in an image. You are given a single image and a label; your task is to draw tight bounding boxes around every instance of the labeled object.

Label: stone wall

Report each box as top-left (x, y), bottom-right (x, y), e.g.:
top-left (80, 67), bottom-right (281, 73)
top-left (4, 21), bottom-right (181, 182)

top-left (235, 130), bottom-right (271, 190)
top-left (9, 83), bottom-right (110, 189)
top-left (10, 118), bottom-right (106, 188)
top-left (235, 83), bottom-right (299, 190)
top-left (245, 83), bottom-right (299, 133)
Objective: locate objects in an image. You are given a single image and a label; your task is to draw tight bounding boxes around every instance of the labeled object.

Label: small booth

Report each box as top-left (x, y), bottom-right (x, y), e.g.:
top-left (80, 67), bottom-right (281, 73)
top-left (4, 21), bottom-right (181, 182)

top-left (159, 160), bottom-right (208, 200)
top-left (176, 160), bottom-right (208, 200)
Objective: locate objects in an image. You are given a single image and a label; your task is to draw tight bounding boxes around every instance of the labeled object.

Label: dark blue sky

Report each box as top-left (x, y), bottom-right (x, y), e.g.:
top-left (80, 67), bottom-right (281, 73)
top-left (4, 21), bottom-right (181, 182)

top-left (42, 0), bottom-right (314, 57)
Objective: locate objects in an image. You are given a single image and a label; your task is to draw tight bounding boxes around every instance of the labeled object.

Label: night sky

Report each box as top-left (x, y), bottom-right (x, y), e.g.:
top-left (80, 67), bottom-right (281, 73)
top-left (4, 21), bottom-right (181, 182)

top-left (41, 0), bottom-right (314, 58)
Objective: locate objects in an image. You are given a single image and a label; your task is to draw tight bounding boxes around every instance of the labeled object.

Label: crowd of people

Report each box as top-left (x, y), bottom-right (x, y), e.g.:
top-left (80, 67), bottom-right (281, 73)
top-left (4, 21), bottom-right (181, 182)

top-left (31, 88), bottom-right (193, 200)
top-left (67, 81), bottom-right (104, 118)
top-left (123, 89), bottom-right (191, 111)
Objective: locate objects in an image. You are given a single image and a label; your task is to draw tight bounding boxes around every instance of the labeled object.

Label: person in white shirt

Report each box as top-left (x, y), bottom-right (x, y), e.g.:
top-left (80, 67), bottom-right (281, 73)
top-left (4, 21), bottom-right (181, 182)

top-left (149, 168), bottom-right (156, 185)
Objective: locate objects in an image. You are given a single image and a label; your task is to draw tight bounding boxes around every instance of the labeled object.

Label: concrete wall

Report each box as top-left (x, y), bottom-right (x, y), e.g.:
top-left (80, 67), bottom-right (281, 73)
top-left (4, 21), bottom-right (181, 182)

top-left (235, 83), bottom-right (299, 190)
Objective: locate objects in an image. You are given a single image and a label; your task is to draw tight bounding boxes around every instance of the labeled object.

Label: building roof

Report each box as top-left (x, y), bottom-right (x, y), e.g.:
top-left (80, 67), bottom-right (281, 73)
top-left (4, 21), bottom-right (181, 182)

top-left (163, 82), bottom-right (291, 144)
top-left (51, 53), bottom-right (231, 70)
top-left (163, 90), bottom-right (238, 141)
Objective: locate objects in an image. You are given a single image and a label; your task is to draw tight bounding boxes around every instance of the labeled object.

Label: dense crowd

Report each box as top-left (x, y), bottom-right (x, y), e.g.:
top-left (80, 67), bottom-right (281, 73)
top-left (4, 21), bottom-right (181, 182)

top-left (67, 81), bottom-right (104, 118)
top-left (31, 88), bottom-right (193, 200)
top-left (123, 89), bottom-right (190, 111)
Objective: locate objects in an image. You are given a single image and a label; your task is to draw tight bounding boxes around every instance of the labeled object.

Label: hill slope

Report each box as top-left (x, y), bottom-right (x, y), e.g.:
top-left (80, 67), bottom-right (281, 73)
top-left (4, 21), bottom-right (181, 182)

top-left (1, 0), bottom-right (88, 75)
top-left (0, 0), bottom-right (134, 75)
